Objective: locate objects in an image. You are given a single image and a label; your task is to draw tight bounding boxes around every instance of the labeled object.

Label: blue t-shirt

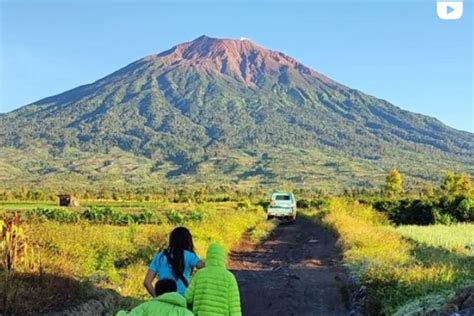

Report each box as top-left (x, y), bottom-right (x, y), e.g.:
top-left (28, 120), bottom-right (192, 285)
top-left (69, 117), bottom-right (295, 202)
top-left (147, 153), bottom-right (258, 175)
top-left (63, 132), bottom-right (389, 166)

top-left (149, 250), bottom-right (201, 295)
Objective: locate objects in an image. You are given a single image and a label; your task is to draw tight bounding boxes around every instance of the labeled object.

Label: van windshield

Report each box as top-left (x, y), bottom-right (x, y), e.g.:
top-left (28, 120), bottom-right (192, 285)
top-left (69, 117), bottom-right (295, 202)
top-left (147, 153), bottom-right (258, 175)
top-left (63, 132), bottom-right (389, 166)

top-left (275, 195), bottom-right (291, 201)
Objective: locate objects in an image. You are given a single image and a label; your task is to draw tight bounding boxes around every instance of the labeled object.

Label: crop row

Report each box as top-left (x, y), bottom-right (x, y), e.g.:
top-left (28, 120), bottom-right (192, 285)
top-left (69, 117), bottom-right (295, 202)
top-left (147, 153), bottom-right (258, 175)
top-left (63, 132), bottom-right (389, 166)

top-left (22, 206), bottom-right (207, 225)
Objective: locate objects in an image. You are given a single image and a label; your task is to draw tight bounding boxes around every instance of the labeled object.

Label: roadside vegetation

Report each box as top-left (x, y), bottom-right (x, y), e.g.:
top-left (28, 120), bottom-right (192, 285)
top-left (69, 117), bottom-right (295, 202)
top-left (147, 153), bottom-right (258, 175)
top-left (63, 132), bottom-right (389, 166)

top-left (312, 199), bottom-right (473, 315)
top-left (298, 171), bottom-right (474, 315)
top-left (0, 201), bottom-right (271, 314)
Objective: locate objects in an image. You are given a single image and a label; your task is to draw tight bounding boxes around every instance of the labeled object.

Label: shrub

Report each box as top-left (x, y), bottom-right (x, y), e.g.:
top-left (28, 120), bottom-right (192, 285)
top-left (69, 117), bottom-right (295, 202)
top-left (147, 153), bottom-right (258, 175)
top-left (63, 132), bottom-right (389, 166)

top-left (310, 198), bottom-right (328, 209)
top-left (26, 208), bottom-right (79, 223)
top-left (165, 209), bottom-right (185, 225)
top-left (134, 209), bottom-right (162, 225)
top-left (371, 196), bottom-right (474, 225)
top-left (165, 208), bottom-right (207, 224)
top-left (237, 199), bottom-right (252, 209)
top-left (187, 209), bottom-right (205, 222)
top-left (455, 198), bottom-right (474, 222)
top-left (296, 199), bottom-right (310, 208)
top-left (90, 247), bottom-right (118, 283)
top-left (397, 200), bottom-right (436, 225)
top-left (208, 195), bottom-right (231, 202)
top-left (433, 208), bottom-right (453, 225)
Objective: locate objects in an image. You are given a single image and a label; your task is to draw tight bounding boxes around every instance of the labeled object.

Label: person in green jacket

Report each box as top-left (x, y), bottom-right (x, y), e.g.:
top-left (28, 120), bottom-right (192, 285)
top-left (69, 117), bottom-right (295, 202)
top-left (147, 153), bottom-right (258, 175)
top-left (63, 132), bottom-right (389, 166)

top-left (117, 279), bottom-right (193, 316)
top-left (185, 243), bottom-right (241, 316)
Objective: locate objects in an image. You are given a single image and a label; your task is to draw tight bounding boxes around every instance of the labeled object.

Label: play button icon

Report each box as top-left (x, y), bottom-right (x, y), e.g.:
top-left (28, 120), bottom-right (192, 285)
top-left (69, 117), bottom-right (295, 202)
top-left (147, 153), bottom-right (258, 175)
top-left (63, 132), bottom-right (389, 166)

top-left (437, 1), bottom-right (463, 20)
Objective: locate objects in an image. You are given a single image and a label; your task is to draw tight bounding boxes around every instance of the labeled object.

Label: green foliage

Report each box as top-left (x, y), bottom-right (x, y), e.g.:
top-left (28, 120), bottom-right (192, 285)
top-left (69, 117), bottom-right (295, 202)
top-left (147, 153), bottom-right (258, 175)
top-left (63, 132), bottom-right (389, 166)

top-left (134, 208), bottom-right (161, 224)
top-left (456, 197), bottom-right (474, 221)
top-left (126, 221), bottom-right (138, 244)
top-left (187, 209), bottom-right (205, 222)
top-left (82, 207), bottom-right (134, 225)
top-left (310, 198), bottom-right (328, 209)
top-left (87, 246), bottom-right (119, 283)
top-left (23, 207), bottom-right (163, 225)
top-left (369, 196), bottom-right (474, 225)
top-left (25, 208), bottom-right (79, 223)
top-left (385, 169), bottom-right (403, 197)
top-left (164, 208), bottom-right (206, 225)
top-left (164, 209), bottom-right (185, 225)
top-left (441, 172), bottom-right (472, 196)
top-left (296, 199), bottom-right (310, 208)
top-left (433, 208), bottom-right (452, 225)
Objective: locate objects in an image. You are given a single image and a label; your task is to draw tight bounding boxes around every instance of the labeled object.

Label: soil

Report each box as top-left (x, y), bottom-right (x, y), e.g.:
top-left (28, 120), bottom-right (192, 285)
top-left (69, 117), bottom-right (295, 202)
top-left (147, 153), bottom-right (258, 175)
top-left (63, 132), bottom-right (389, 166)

top-left (229, 218), bottom-right (351, 316)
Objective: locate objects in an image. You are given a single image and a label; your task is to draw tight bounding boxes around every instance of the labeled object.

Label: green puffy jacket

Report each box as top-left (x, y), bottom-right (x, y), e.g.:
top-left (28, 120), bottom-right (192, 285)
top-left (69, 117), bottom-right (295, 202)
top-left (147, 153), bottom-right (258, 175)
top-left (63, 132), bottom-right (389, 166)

top-left (185, 243), bottom-right (241, 316)
top-left (116, 292), bottom-right (193, 316)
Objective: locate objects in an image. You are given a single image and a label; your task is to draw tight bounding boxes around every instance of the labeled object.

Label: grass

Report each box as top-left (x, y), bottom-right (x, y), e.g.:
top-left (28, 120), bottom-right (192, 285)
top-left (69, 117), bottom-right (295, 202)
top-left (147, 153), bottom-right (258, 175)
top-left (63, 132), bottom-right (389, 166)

top-left (0, 201), bottom-right (272, 314)
top-left (248, 219), bottom-right (278, 242)
top-left (397, 224), bottom-right (474, 254)
top-left (306, 198), bottom-right (474, 315)
top-left (0, 201), bottom-right (57, 210)
top-left (0, 200), bottom-right (193, 212)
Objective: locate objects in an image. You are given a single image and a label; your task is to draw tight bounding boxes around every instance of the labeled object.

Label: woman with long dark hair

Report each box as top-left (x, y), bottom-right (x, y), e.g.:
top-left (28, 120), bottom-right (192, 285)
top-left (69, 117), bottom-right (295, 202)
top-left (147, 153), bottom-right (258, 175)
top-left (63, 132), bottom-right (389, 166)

top-left (144, 227), bottom-right (204, 296)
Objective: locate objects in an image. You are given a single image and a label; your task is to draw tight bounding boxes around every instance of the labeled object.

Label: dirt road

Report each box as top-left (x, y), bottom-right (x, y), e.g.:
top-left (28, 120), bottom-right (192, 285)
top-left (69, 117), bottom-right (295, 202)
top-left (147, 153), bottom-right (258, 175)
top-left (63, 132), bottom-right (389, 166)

top-left (229, 218), bottom-right (350, 316)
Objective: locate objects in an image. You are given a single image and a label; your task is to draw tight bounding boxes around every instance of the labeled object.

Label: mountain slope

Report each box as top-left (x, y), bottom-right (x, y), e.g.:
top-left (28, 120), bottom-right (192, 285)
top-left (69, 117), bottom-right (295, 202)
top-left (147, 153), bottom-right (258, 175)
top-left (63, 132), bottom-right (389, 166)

top-left (0, 35), bottom-right (473, 191)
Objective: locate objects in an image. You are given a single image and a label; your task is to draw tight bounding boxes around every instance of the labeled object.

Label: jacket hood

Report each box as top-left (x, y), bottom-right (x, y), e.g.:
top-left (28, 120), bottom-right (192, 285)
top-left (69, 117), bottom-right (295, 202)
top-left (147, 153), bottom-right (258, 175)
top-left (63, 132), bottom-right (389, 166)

top-left (156, 292), bottom-right (187, 307)
top-left (206, 243), bottom-right (226, 267)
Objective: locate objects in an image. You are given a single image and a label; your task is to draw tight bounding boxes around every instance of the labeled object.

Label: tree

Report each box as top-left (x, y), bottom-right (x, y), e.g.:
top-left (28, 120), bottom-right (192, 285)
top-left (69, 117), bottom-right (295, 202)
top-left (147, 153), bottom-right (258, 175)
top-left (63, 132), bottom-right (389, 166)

top-left (459, 174), bottom-right (472, 195)
top-left (385, 169), bottom-right (403, 197)
top-left (441, 172), bottom-right (457, 195)
top-left (441, 172), bottom-right (472, 196)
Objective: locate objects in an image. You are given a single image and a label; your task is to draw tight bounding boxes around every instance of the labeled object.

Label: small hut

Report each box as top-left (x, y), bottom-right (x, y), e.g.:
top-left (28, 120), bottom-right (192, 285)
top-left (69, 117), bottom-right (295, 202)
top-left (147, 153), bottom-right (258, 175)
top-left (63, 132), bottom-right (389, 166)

top-left (58, 194), bottom-right (79, 207)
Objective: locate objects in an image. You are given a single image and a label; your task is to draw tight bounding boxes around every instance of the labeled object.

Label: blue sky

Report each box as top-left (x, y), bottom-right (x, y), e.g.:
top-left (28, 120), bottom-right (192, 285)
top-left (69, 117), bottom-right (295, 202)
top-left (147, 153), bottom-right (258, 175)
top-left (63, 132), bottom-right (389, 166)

top-left (1, 0), bottom-right (473, 132)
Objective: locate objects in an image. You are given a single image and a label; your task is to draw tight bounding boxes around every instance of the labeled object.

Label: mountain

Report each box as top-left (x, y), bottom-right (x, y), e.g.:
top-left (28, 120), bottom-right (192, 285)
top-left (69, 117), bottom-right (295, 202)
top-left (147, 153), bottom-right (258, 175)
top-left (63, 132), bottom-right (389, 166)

top-left (0, 35), bottom-right (473, 192)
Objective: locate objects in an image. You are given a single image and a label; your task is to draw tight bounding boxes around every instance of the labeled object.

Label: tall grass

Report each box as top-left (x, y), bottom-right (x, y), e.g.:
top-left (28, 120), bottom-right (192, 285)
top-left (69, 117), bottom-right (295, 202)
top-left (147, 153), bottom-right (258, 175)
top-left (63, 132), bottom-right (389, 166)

top-left (0, 202), bottom-right (271, 314)
top-left (317, 198), bottom-right (474, 315)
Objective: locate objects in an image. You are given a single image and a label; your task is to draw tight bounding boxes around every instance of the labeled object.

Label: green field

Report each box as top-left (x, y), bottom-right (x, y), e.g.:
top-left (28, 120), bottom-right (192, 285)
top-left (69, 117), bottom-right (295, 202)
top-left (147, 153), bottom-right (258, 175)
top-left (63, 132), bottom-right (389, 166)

top-left (397, 224), bottom-right (474, 253)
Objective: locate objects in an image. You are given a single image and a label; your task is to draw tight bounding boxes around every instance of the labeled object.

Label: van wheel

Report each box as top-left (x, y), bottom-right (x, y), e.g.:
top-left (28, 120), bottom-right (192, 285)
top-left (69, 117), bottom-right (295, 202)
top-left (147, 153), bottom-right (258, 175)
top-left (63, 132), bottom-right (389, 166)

top-left (267, 215), bottom-right (274, 220)
top-left (290, 215), bottom-right (296, 224)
